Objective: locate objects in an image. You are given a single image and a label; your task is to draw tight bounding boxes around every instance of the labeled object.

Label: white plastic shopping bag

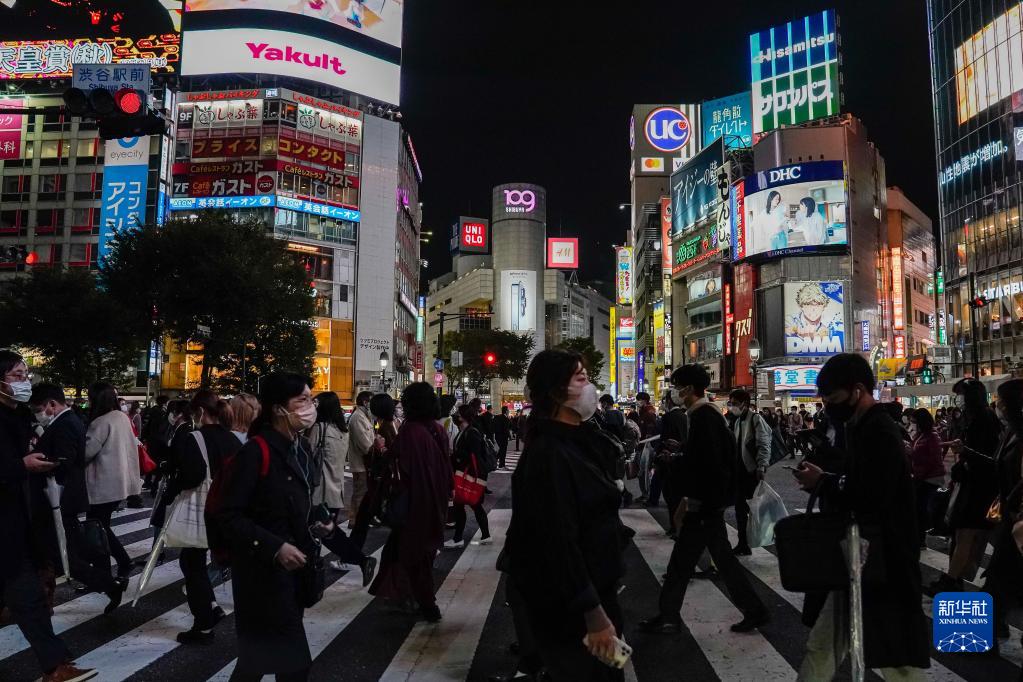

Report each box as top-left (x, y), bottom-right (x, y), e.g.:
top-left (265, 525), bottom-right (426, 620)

top-left (163, 432), bottom-right (211, 549)
top-left (747, 480), bottom-right (788, 548)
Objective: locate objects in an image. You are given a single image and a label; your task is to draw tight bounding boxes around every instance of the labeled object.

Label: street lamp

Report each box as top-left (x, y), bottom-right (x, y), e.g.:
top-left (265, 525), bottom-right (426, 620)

top-left (379, 351), bottom-right (389, 392)
top-left (748, 338), bottom-right (761, 406)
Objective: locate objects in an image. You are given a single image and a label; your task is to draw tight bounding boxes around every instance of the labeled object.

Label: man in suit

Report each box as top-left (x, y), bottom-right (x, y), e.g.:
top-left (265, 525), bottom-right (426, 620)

top-left (30, 383), bottom-right (126, 614)
top-left (493, 405), bottom-right (512, 469)
top-left (639, 364), bottom-right (769, 635)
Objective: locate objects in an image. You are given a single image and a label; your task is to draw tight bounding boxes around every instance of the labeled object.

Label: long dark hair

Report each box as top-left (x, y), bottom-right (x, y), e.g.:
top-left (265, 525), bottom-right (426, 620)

top-left (765, 190), bottom-right (781, 213)
top-left (315, 391), bottom-right (348, 432)
top-left (249, 372), bottom-right (310, 436)
top-left (525, 349), bottom-right (583, 440)
top-left (191, 389), bottom-right (233, 427)
top-left (88, 381), bottom-right (119, 421)
top-left (997, 378), bottom-right (1023, 435)
top-left (953, 378), bottom-right (989, 423)
top-left (401, 382), bottom-right (440, 421)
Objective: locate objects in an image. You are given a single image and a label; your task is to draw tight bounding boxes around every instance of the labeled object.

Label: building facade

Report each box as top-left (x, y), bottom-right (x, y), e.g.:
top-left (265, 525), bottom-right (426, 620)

top-left (927, 0), bottom-right (1023, 377)
top-left (886, 187), bottom-right (938, 360)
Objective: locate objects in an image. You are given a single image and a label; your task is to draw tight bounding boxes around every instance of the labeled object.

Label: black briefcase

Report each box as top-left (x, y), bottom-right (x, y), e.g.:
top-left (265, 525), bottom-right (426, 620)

top-left (74, 518), bottom-right (112, 577)
top-left (774, 493), bottom-right (885, 593)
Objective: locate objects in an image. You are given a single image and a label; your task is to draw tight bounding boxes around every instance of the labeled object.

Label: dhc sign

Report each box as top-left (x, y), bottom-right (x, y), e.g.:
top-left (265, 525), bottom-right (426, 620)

top-left (769, 166), bottom-right (801, 183)
top-left (644, 107), bottom-right (691, 153)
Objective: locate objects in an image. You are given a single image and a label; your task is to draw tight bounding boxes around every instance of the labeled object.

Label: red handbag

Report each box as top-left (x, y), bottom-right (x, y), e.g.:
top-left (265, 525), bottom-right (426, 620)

top-left (453, 454), bottom-right (485, 506)
top-left (137, 439), bottom-right (157, 475)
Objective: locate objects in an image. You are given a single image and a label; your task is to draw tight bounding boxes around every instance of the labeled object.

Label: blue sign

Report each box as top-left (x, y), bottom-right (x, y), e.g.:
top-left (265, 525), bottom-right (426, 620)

top-left (860, 320), bottom-right (870, 352)
top-left (637, 350), bottom-right (645, 388)
top-left (434, 359), bottom-right (445, 371)
top-left (701, 92), bottom-right (753, 149)
top-left (98, 136), bottom-right (150, 260)
top-left (72, 63), bottom-right (151, 96)
top-left (168, 195), bottom-right (361, 223)
top-left (671, 139), bottom-right (724, 235)
top-left (933, 592), bottom-right (993, 653)
top-left (644, 107), bottom-right (692, 153)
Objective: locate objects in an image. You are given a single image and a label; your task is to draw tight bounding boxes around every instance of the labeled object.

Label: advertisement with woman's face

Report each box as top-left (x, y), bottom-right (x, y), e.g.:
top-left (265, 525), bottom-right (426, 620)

top-left (688, 275), bottom-right (722, 301)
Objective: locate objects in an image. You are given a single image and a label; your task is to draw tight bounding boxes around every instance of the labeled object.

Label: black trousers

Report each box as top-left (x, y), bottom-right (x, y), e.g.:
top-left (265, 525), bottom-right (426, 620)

top-left (659, 510), bottom-right (766, 622)
top-left (733, 468), bottom-right (759, 549)
top-left (914, 479), bottom-right (938, 545)
top-left (180, 548), bottom-right (216, 629)
top-left (3, 557), bottom-right (70, 675)
top-left (63, 515), bottom-right (117, 594)
top-left (322, 530), bottom-right (366, 566)
top-left (533, 589), bottom-right (625, 682)
top-left (452, 502), bottom-right (489, 543)
top-left (497, 437), bottom-right (509, 468)
top-left (87, 500), bottom-right (132, 571)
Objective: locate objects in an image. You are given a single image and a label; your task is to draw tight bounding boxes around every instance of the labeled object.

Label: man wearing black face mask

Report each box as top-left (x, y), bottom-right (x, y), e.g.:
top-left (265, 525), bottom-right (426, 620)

top-left (792, 353), bottom-right (930, 679)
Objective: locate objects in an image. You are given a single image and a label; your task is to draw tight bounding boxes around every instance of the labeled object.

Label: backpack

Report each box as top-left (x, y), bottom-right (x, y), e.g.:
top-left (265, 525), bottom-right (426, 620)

top-left (479, 433), bottom-right (499, 474)
top-left (205, 435), bottom-right (271, 567)
top-left (768, 424), bottom-right (788, 466)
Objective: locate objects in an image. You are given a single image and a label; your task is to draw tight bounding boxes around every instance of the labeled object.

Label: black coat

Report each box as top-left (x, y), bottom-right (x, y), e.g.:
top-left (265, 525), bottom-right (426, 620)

top-left (453, 426), bottom-right (487, 480)
top-left (165, 424), bottom-right (239, 502)
top-left (214, 427), bottom-right (315, 676)
top-left (35, 409), bottom-right (89, 516)
top-left (948, 408), bottom-right (1002, 529)
top-left (0, 402), bottom-right (35, 579)
top-left (813, 404), bottom-right (931, 670)
top-left (493, 414), bottom-right (511, 441)
top-left (508, 419), bottom-right (625, 642)
top-left (985, 427), bottom-right (1023, 588)
top-left (671, 402), bottom-right (733, 511)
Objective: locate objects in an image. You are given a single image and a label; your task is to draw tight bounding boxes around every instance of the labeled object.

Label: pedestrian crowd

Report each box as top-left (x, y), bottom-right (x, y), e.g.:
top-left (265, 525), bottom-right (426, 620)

top-left (1, 346), bottom-right (1022, 681)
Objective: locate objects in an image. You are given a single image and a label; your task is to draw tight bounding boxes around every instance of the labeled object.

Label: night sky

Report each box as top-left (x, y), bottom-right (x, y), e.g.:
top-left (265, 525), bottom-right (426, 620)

top-left (401, 1), bottom-right (935, 288)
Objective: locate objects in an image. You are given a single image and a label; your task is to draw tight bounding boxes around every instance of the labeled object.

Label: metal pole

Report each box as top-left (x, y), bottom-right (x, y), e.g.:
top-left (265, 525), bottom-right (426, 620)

top-left (241, 341), bottom-right (247, 393)
top-left (437, 312), bottom-right (446, 398)
top-left (968, 272), bottom-right (979, 377)
top-left (847, 521), bottom-right (866, 682)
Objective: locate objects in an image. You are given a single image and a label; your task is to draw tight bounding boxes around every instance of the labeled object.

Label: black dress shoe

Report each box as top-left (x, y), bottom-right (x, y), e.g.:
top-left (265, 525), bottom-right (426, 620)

top-left (103, 580), bottom-right (126, 615)
top-left (638, 615), bottom-right (682, 634)
top-left (176, 628), bottom-right (214, 645)
top-left (421, 604), bottom-right (442, 623)
top-left (730, 612), bottom-right (769, 633)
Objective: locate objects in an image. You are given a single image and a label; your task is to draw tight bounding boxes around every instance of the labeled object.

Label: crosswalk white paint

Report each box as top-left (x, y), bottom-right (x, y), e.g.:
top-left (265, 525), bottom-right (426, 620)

top-left (622, 509), bottom-right (798, 681)
top-left (380, 511), bottom-right (510, 681)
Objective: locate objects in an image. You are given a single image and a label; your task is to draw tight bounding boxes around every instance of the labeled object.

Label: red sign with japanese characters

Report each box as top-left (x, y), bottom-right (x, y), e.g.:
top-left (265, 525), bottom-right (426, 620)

top-left (0, 99), bottom-right (23, 160)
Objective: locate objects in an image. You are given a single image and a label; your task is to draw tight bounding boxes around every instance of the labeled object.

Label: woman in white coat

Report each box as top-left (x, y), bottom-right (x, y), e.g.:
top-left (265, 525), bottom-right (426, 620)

top-left (84, 382), bottom-right (142, 578)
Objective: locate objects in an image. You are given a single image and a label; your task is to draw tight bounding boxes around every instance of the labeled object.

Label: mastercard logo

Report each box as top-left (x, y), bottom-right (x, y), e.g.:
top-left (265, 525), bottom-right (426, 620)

top-left (641, 157), bottom-right (665, 172)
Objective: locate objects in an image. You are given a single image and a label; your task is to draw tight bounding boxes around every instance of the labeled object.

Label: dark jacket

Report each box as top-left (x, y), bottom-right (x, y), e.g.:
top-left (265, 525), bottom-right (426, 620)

top-left (0, 402), bottom-right (35, 579)
top-left (508, 419), bottom-right (625, 640)
top-left (985, 427), bottom-right (1023, 588)
top-left (812, 404), bottom-right (931, 669)
top-left (35, 409), bottom-right (89, 516)
top-left (672, 401), bottom-right (733, 511)
top-left (214, 427), bottom-right (316, 675)
top-left (493, 413), bottom-right (511, 441)
top-left (948, 407), bottom-right (1002, 529)
top-left (908, 431), bottom-right (945, 482)
top-left (165, 424), bottom-right (239, 502)
top-left (453, 425), bottom-right (487, 480)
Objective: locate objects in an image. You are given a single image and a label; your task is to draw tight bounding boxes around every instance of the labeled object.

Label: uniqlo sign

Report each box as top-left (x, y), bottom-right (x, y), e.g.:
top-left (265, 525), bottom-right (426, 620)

top-left (458, 217), bottom-right (489, 254)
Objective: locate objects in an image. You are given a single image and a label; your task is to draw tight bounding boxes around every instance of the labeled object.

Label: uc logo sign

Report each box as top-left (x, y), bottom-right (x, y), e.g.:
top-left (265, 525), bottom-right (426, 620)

top-left (644, 107), bottom-right (691, 153)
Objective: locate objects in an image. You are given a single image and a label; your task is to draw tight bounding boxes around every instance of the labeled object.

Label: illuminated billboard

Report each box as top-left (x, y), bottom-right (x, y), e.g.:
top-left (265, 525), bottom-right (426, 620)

top-left (660, 197), bottom-right (672, 272)
top-left (671, 139), bottom-right (723, 235)
top-left (459, 217), bottom-right (489, 254)
top-left (784, 281), bottom-right (845, 357)
top-left (500, 270), bottom-right (537, 333)
top-left (955, 2), bottom-right (1023, 124)
top-left (731, 160), bottom-right (847, 261)
top-left (182, 1), bottom-right (401, 104)
top-left (701, 92), bottom-right (753, 149)
top-left (0, 1), bottom-right (181, 79)
top-left (749, 9), bottom-right (840, 134)
top-left (547, 237), bottom-right (579, 269)
top-left (616, 246), bottom-right (633, 306)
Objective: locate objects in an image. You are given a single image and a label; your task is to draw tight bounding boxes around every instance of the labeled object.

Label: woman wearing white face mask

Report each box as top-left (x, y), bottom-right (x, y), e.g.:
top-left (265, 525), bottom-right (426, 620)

top-left (208, 372), bottom-right (319, 682)
top-left (505, 350), bottom-right (627, 680)
top-left (906, 408), bottom-right (945, 549)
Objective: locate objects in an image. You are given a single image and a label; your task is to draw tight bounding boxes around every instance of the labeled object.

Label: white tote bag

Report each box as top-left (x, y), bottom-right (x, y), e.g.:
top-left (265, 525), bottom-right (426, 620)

top-left (164, 431), bottom-right (211, 549)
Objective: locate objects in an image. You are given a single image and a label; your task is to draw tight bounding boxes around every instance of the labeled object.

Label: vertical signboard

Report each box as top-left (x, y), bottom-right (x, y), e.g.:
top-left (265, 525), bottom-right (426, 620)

top-left (733, 263), bottom-right (756, 387)
top-left (892, 247), bottom-right (905, 330)
top-left (0, 99), bottom-right (23, 160)
top-left (609, 306), bottom-right (617, 397)
top-left (637, 350), bottom-right (646, 390)
top-left (98, 136), bottom-right (151, 260)
top-left (749, 9), bottom-right (840, 135)
top-left (724, 282), bottom-right (734, 355)
top-left (860, 320), bottom-right (870, 351)
top-left (616, 246), bottom-right (633, 305)
top-left (500, 270), bottom-right (537, 332)
top-left (660, 197), bottom-right (672, 273)
top-left (894, 334), bottom-right (906, 358)
top-left (701, 92), bottom-right (753, 149)
top-left (730, 179), bottom-right (747, 260)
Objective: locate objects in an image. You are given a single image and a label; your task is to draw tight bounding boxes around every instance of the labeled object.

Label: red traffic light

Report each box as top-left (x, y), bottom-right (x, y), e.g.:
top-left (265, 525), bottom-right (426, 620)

top-left (969, 295), bottom-right (989, 309)
top-left (24, 251), bottom-right (38, 265)
top-left (114, 88), bottom-right (144, 116)
top-left (484, 352), bottom-right (497, 366)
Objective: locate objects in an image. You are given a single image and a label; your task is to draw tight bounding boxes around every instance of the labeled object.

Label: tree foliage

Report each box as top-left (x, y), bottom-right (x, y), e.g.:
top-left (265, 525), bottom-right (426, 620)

top-left (0, 268), bottom-right (145, 396)
top-left (441, 328), bottom-right (535, 393)
top-left (555, 336), bottom-right (607, 390)
top-left (100, 212), bottom-right (317, 389)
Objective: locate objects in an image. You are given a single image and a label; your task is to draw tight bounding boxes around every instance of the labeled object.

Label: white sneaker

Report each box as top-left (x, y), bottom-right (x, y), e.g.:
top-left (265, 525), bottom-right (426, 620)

top-left (443, 539), bottom-right (464, 550)
top-left (472, 537), bottom-right (493, 546)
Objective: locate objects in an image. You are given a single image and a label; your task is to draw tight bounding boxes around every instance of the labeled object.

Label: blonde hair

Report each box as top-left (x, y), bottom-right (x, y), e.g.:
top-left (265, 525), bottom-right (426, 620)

top-left (795, 283), bottom-right (828, 307)
top-left (230, 393), bottom-right (260, 433)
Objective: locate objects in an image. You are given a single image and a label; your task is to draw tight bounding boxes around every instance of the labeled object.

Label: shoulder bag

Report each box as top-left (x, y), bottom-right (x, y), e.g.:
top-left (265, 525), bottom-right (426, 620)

top-left (163, 431), bottom-right (212, 549)
top-left (453, 453), bottom-right (485, 506)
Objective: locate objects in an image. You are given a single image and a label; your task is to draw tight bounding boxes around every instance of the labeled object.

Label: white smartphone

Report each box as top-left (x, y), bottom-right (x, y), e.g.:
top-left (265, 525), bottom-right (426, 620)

top-left (582, 634), bottom-right (633, 669)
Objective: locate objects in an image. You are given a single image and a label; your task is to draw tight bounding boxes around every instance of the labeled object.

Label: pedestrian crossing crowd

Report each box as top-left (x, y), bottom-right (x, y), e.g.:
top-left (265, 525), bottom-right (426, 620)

top-left (1, 349), bottom-right (1022, 682)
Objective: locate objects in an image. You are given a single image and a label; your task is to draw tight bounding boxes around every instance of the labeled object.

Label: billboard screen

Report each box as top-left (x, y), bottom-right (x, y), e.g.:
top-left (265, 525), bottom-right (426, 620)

top-left (547, 237), bottom-right (579, 269)
top-left (616, 246), bottom-right (633, 305)
top-left (732, 160), bottom-right (847, 261)
top-left (182, 1), bottom-right (401, 104)
top-left (500, 270), bottom-right (537, 333)
top-left (0, 1), bottom-right (181, 78)
top-left (955, 3), bottom-right (1023, 124)
top-left (688, 273), bottom-right (722, 301)
top-left (670, 139), bottom-right (723, 235)
top-left (660, 197), bottom-right (672, 272)
top-left (749, 9), bottom-right (840, 134)
top-left (459, 217), bottom-right (489, 254)
top-left (672, 225), bottom-right (719, 276)
top-left (784, 281), bottom-right (845, 356)
top-left (701, 92), bottom-right (753, 149)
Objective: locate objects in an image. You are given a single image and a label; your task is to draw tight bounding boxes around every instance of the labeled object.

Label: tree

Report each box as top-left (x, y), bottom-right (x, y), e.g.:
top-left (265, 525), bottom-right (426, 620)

top-left (0, 268), bottom-right (146, 396)
top-left (555, 336), bottom-right (607, 390)
top-left (441, 329), bottom-right (535, 394)
top-left (101, 212), bottom-right (317, 389)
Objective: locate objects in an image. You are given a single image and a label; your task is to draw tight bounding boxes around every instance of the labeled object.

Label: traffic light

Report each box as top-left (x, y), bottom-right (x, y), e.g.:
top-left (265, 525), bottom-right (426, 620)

top-left (968, 294), bottom-right (990, 309)
top-left (0, 245), bottom-right (36, 265)
top-left (483, 351), bottom-right (497, 367)
top-left (63, 87), bottom-right (167, 140)
top-left (921, 366), bottom-right (933, 385)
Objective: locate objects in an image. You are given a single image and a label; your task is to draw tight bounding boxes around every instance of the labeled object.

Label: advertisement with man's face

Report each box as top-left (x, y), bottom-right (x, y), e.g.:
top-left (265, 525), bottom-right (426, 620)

top-left (500, 270), bottom-right (536, 333)
top-left (784, 281), bottom-right (845, 356)
top-left (734, 160), bottom-right (847, 260)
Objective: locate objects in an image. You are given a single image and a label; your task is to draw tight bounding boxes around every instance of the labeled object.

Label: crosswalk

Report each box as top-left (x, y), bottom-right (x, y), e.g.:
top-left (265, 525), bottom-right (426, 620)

top-left (1, 487), bottom-right (1020, 682)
